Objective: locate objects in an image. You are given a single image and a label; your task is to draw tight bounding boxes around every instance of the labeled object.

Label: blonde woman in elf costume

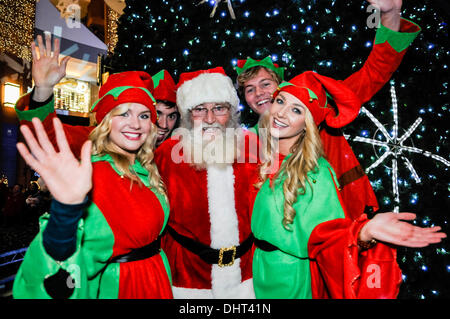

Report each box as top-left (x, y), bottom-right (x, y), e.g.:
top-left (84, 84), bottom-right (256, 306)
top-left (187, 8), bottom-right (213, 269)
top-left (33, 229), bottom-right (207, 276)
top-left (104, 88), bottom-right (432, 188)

top-left (252, 71), bottom-right (446, 298)
top-left (235, 0), bottom-right (421, 221)
top-left (13, 71), bottom-right (173, 299)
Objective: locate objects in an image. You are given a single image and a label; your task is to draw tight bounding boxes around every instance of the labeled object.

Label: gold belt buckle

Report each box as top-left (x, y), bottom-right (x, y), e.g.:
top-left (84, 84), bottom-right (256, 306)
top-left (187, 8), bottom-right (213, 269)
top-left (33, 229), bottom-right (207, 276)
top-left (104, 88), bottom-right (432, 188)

top-left (218, 245), bottom-right (237, 267)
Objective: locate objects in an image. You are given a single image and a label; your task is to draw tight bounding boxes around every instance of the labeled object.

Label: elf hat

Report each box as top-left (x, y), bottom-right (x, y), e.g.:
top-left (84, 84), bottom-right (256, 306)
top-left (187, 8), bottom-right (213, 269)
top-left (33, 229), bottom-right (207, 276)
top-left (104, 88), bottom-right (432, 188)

top-left (235, 56), bottom-right (285, 81)
top-left (176, 67), bottom-right (239, 117)
top-left (273, 71), bottom-right (361, 128)
top-left (152, 69), bottom-right (177, 104)
top-left (91, 71), bottom-right (157, 124)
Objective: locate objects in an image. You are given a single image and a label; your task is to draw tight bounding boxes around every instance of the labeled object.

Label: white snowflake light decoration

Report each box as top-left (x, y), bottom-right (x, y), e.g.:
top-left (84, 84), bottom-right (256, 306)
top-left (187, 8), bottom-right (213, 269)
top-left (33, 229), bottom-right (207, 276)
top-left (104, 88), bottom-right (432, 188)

top-left (352, 84), bottom-right (450, 212)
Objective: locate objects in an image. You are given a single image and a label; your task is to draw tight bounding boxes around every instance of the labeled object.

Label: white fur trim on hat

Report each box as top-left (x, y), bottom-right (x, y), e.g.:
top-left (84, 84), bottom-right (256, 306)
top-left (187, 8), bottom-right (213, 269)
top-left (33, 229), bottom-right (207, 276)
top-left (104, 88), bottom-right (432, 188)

top-left (176, 73), bottom-right (240, 115)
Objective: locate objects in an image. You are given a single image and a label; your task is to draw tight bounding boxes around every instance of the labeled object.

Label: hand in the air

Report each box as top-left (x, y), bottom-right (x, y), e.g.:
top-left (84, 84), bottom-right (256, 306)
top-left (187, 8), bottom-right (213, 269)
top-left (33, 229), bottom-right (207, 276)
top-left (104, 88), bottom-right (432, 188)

top-left (17, 117), bottom-right (92, 205)
top-left (367, 0), bottom-right (402, 13)
top-left (367, 0), bottom-right (402, 31)
top-left (31, 32), bottom-right (70, 101)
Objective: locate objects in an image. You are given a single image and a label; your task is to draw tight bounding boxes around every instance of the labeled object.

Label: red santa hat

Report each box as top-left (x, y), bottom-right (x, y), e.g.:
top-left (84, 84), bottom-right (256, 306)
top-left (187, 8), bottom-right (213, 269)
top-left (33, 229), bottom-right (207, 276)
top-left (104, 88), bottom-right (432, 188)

top-left (91, 71), bottom-right (157, 124)
top-left (273, 71), bottom-right (361, 128)
top-left (176, 67), bottom-right (239, 117)
top-left (152, 69), bottom-right (177, 104)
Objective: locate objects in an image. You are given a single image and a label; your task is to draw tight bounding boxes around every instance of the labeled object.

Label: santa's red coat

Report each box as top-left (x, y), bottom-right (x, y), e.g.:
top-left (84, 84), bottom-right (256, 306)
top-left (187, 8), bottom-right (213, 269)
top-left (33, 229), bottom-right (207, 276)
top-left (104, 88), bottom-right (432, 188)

top-left (154, 133), bottom-right (260, 298)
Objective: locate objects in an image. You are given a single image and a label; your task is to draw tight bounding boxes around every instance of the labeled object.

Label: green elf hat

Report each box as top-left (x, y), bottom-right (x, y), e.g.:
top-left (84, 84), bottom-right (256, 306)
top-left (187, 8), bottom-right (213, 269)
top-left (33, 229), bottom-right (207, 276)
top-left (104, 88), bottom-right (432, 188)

top-left (91, 71), bottom-right (157, 124)
top-left (235, 56), bottom-right (285, 81)
top-left (273, 71), bottom-right (361, 128)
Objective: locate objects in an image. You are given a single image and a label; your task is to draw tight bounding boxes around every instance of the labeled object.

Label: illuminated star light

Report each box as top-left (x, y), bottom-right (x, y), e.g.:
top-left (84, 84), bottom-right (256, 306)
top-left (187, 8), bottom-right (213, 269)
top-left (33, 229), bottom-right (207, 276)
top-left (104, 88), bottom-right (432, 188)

top-left (353, 84), bottom-right (450, 212)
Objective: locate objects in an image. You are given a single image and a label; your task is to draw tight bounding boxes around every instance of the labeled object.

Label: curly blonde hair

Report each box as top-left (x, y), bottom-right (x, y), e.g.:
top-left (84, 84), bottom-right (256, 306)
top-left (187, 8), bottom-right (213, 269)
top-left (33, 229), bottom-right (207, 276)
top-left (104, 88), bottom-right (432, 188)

top-left (257, 108), bottom-right (324, 230)
top-left (89, 103), bottom-right (167, 200)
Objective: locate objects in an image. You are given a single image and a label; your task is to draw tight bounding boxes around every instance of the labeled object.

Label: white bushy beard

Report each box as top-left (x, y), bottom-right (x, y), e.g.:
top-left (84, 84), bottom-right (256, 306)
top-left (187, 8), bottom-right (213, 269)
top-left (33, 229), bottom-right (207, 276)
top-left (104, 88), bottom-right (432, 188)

top-left (176, 122), bottom-right (244, 170)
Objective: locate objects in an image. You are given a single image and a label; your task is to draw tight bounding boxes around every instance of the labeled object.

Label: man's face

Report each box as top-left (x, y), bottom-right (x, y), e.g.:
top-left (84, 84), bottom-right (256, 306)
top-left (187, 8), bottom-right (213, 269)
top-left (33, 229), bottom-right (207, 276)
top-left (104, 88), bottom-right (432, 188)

top-left (156, 102), bottom-right (179, 146)
top-left (13, 185), bottom-right (21, 193)
top-left (190, 102), bottom-right (231, 138)
top-left (182, 102), bottom-right (238, 168)
top-left (243, 68), bottom-right (279, 115)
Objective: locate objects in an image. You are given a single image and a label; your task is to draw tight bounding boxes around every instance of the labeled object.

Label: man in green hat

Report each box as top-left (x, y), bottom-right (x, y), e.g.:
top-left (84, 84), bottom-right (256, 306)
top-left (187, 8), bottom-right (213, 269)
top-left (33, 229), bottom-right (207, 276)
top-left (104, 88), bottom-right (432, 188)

top-left (235, 0), bottom-right (420, 133)
top-left (235, 0), bottom-right (421, 221)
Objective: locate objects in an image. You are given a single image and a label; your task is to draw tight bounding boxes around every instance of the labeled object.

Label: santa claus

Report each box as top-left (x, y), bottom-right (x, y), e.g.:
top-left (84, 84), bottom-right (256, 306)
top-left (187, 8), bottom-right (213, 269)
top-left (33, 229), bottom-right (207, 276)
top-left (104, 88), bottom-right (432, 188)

top-left (154, 67), bottom-right (260, 299)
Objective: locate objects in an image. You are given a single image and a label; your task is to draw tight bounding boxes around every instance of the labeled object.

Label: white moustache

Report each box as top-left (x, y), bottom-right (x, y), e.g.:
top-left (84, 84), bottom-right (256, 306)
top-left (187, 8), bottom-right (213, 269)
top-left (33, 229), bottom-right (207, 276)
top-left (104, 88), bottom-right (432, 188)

top-left (180, 126), bottom-right (243, 168)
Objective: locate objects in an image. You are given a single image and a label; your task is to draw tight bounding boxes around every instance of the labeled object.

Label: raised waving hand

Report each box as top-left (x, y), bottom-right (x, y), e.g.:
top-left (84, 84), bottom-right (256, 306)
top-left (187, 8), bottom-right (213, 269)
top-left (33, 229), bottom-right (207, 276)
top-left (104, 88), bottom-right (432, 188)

top-left (17, 117), bottom-right (92, 205)
top-left (31, 32), bottom-right (70, 102)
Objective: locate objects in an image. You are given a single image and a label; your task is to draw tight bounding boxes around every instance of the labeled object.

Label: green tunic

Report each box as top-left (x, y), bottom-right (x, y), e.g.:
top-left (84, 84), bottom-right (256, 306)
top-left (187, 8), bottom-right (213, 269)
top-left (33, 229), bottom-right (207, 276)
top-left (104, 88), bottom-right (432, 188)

top-left (13, 155), bottom-right (172, 299)
top-left (251, 156), bottom-right (345, 298)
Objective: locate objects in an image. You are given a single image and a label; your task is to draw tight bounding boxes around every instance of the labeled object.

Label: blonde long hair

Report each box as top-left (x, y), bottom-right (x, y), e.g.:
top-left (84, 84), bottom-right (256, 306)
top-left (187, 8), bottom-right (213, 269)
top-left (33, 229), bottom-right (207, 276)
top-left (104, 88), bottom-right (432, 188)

top-left (257, 107), bottom-right (324, 230)
top-left (89, 104), bottom-right (167, 200)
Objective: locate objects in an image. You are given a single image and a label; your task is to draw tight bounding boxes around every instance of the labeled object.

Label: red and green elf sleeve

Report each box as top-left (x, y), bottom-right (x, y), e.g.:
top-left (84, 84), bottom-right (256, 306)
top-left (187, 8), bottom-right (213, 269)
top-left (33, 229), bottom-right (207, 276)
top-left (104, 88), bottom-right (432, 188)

top-left (308, 215), bottom-right (402, 299)
top-left (307, 172), bottom-right (402, 299)
top-left (252, 156), bottom-right (402, 299)
top-left (343, 18), bottom-right (421, 102)
top-left (322, 18), bottom-right (421, 220)
top-left (308, 164), bottom-right (402, 299)
top-left (13, 157), bottom-right (172, 299)
top-left (12, 197), bottom-right (117, 299)
top-left (15, 92), bottom-right (94, 159)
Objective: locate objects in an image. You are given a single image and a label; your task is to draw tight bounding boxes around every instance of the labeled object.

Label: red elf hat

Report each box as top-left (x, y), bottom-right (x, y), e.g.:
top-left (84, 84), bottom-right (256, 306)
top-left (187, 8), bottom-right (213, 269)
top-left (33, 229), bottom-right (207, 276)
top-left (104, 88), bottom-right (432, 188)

top-left (273, 71), bottom-right (361, 128)
top-left (91, 71), bottom-right (157, 124)
top-left (152, 69), bottom-right (177, 104)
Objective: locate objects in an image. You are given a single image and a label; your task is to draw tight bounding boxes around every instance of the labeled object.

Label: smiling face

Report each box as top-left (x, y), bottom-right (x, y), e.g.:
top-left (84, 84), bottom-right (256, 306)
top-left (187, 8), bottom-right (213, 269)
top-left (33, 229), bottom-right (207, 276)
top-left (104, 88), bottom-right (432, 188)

top-left (190, 102), bottom-right (231, 139)
top-left (243, 68), bottom-right (279, 115)
top-left (269, 91), bottom-right (307, 152)
top-left (109, 103), bottom-right (153, 161)
top-left (181, 102), bottom-right (240, 168)
top-left (156, 101), bottom-right (179, 146)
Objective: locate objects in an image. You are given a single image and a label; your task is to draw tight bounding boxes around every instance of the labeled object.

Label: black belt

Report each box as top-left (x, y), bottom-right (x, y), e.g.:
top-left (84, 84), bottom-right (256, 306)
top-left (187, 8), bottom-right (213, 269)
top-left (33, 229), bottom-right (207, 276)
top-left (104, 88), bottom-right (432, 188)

top-left (166, 225), bottom-right (254, 267)
top-left (254, 237), bottom-right (312, 260)
top-left (110, 236), bottom-right (162, 263)
top-left (254, 237), bottom-right (280, 252)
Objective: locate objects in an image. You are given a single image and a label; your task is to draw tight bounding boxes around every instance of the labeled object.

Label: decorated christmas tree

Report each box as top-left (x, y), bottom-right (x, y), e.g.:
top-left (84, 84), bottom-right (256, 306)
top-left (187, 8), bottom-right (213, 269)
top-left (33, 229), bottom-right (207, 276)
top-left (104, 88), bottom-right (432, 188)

top-left (107, 0), bottom-right (449, 298)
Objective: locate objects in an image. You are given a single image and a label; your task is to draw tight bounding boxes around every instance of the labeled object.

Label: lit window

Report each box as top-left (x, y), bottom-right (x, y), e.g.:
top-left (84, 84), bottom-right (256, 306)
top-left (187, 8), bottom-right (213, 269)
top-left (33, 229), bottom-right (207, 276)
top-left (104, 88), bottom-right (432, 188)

top-left (54, 78), bottom-right (91, 114)
top-left (3, 82), bottom-right (21, 108)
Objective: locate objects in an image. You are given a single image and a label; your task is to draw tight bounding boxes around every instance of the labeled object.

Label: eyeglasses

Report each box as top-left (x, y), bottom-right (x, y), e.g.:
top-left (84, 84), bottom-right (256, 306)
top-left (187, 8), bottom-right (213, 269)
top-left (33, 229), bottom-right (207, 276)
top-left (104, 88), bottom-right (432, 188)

top-left (190, 105), bottom-right (230, 117)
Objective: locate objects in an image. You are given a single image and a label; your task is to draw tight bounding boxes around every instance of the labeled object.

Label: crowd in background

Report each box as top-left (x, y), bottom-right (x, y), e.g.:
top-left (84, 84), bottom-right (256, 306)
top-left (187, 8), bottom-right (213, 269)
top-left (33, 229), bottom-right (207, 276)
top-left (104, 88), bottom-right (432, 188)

top-left (0, 176), bottom-right (51, 253)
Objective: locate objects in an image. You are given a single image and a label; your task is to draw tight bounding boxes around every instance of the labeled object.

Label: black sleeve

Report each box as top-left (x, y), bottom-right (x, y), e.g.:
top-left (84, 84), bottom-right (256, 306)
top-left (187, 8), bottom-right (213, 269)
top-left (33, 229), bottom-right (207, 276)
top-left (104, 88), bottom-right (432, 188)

top-left (29, 87), bottom-right (54, 110)
top-left (42, 197), bottom-right (88, 261)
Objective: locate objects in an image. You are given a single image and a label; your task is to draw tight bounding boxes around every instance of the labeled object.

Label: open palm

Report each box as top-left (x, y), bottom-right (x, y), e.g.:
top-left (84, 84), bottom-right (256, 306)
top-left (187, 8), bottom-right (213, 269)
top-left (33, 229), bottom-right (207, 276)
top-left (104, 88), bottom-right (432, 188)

top-left (363, 213), bottom-right (446, 248)
top-left (31, 33), bottom-right (70, 88)
top-left (16, 117), bottom-right (92, 205)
